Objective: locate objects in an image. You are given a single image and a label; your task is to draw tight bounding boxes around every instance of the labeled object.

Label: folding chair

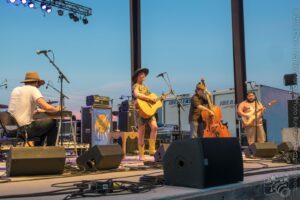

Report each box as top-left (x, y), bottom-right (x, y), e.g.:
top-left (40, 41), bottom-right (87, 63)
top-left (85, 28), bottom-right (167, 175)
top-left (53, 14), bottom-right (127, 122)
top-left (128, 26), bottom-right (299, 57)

top-left (0, 111), bottom-right (38, 147)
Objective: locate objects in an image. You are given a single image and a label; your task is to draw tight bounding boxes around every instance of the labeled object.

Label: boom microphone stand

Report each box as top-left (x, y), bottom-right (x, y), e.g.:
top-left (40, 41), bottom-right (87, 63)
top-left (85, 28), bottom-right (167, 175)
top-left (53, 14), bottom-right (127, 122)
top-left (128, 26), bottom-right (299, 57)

top-left (157, 72), bottom-right (185, 140)
top-left (41, 51), bottom-right (70, 146)
top-left (46, 81), bottom-right (70, 101)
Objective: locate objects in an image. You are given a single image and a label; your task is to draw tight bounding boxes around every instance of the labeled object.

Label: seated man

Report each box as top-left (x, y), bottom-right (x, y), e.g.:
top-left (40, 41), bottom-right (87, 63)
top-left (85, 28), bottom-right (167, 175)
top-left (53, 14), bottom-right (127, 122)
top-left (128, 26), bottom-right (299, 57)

top-left (8, 71), bottom-right (61, 146)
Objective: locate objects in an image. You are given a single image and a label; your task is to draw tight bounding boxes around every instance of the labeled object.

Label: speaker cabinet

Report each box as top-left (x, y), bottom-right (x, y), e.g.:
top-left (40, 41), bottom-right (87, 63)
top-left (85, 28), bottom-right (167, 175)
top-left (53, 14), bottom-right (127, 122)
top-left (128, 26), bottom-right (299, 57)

top-left (288, 100), bottom-right (300, 128)
top-left (163, 138), bottom-right (243, 188)
top-left (154, 144), bottom-right (170, 162)
top-left (245, 142), bottom-right (278, 158)
top-left (284, 73), bottom-right (297, 86)
top-left (118, 109), bottom-right (136, 132)
top-left (6, 146), bottom-right (66, 177)
top-left (81, 106), bottom-right (112, 146)
top-left (76, 144), bottom-right (123, 171)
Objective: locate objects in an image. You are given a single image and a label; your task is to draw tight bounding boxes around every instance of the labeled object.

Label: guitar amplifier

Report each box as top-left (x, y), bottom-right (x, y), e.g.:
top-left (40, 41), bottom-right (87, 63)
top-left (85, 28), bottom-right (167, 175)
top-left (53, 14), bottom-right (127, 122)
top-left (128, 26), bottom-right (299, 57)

top-left (86, 95), bottom-right (110, 107)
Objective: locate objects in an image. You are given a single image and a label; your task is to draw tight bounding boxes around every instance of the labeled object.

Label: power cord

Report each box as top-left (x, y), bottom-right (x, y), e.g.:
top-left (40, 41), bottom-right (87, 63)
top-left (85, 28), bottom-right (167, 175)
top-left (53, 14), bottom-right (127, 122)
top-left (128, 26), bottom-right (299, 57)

top-left (63, 179), bottom-right (159, 200)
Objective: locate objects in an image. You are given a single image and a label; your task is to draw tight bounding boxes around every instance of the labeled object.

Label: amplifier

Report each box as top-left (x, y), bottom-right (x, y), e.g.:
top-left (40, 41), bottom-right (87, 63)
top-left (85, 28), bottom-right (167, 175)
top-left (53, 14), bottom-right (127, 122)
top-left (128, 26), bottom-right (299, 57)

top-left (86, 95), bottom-right (110, 107)
top-left (119, 100), bottom-right (135, 112)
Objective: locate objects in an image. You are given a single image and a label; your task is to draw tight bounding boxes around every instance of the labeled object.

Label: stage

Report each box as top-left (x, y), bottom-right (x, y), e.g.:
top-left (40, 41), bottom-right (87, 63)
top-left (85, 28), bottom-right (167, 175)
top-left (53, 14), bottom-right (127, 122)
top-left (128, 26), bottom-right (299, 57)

top-left (1, 155), bottom-right (300, 200)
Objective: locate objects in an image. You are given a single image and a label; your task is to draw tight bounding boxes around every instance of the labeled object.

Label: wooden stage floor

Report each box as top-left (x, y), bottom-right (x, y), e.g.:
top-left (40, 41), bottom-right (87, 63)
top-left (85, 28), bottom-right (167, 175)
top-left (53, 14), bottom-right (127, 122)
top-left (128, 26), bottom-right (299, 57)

top-left (0, 155), bottom-right (300, 200)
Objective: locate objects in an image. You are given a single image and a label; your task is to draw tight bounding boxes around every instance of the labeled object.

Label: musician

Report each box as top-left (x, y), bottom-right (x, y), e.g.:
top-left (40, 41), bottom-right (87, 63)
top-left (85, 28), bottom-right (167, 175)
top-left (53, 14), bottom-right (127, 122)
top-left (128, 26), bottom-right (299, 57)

top-left (188, 82), bottom-right (214, 138)
top-left (8, 71), bottom-right (61, 146)
top-left (238, 91), bottom-right (266, 145)
top-left (132, 68), bottom-right (161, 161)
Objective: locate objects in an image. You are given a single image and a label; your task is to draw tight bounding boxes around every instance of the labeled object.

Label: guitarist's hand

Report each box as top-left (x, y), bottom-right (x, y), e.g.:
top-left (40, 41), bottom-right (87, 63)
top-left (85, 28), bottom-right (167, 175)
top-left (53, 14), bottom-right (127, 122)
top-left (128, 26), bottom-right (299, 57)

top-left (148, 97), bottom-right (157, 104)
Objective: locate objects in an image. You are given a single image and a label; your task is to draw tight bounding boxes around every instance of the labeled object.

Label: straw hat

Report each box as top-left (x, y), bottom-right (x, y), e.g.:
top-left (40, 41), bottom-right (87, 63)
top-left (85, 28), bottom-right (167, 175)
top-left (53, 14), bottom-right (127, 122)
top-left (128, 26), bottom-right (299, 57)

top-left (132, 68), bottom-right (149, 82)
top-left (21, 71), bottom-right (45, 86)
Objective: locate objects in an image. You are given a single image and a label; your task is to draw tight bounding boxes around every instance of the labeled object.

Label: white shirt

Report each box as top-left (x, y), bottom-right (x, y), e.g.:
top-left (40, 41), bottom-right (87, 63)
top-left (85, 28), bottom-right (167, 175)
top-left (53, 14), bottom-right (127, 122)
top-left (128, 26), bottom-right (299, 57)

top-left (8, 85), bottom-right (43, 126)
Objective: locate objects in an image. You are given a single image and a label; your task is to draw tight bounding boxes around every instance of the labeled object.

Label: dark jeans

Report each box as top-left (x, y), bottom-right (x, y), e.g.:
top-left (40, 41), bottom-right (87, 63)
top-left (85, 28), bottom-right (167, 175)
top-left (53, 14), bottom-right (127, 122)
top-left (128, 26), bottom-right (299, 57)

top-left (26, 119), bottom-right (58, 146)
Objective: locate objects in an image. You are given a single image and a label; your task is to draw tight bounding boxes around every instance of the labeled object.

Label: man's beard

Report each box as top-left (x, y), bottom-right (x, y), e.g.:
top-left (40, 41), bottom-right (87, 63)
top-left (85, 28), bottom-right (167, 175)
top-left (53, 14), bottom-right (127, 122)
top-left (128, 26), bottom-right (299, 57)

top-left (247, 99), bottom-right (254, 103)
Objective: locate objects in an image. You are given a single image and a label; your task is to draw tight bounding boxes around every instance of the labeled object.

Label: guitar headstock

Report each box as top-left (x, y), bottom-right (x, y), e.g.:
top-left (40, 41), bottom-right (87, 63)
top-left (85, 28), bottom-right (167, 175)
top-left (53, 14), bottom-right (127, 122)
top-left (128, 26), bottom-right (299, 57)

top-left (268, 100), bottom-right (278, 106)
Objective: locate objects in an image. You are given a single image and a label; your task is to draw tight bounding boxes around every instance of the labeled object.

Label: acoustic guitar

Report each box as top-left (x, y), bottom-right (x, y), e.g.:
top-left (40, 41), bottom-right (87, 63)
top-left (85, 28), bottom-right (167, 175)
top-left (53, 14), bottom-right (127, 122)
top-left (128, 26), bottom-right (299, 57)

top-left (136, 91), bottom-right (171, 119)
top-left (241, 100), bottom-right (277, 126)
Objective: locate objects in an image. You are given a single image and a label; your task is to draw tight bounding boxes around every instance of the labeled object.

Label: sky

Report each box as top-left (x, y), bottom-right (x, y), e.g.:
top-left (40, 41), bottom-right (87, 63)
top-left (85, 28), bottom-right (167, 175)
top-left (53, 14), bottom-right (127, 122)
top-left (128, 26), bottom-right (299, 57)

top-left (0, 0), bottom-right (299, 118)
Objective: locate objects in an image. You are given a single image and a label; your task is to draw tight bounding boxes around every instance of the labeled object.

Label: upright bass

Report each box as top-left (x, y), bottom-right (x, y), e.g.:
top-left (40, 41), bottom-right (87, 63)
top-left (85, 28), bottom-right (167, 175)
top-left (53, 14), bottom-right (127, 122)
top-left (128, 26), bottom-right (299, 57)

top-left (200, 79), bottom-right (231, 138)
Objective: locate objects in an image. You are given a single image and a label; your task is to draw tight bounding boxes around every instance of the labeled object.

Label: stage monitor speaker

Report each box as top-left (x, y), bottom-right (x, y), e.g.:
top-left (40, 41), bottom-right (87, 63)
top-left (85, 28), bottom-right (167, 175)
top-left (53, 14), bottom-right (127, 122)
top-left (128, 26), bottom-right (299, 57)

top-left (6, 146), bottom-right (66, 177)
top-left (247, 142), bottom-right (278, 158)
top-left (154, 144), bottom-right (170, 162)
top-left (163, 138), bottom-right (243, 188)
top-left (118, 109), bottom-right (136, 132)
top-left (76, 144), bottom-right (123, 171)
top-left (288, 100), bottom-right (300, 128)
top-left (278, 142), bottom-right (294, 152)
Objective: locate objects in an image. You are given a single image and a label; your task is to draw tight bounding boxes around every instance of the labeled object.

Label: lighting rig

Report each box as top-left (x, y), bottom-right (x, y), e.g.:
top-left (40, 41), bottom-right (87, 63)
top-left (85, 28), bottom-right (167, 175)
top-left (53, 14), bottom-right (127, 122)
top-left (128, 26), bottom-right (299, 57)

top-left (7, 0), bottom-right (92, 25)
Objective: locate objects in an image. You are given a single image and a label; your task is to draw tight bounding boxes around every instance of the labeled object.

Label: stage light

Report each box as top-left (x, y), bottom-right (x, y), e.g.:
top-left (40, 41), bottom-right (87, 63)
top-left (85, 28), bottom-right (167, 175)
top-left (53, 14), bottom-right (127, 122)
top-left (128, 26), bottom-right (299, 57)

top-left (41, 2), bottom-right (47, 10)
top-left (57, 9), bottom-right (64, 16)
top-left (9, 0), bottom-right (16, 3)
top-left (28, 1), bottom-right (34, 8)
top-left (68, 13), bottom-right (75, 19)
top-left (82, 17), bottom-right (88, 25)
top-left (46, 6), bottom-right (52, 13)
top-left (73, 15), bottom-right (79, 22)
top-left (21, 0), bottom-right (27, 4)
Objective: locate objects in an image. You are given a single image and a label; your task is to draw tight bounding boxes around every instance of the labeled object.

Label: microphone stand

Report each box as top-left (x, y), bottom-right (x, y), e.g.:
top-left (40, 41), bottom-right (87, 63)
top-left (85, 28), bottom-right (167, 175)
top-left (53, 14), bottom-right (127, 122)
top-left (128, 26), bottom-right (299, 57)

top-left (159, 73), bottom-right (185, 140)
top-left (46, 81), bottom-right (70, 100)
top-left (42, 51), bottom-right (70, 146)
top-left (248, 82), bottom-right (258, 143)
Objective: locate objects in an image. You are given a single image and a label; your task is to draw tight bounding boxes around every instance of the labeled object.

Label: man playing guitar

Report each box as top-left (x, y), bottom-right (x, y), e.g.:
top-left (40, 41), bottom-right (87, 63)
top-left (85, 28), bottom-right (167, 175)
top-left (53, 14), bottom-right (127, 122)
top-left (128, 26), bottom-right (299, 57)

top-left (238, 91), bottom-right (266, 145)
top-left (132, 68), bottom-right (163, 161)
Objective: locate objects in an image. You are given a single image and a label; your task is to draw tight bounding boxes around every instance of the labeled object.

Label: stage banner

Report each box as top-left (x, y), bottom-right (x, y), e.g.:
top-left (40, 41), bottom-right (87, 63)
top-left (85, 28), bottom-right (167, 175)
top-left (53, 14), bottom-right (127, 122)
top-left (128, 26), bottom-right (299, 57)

top-left (91, 107), bottom-right (112, 146)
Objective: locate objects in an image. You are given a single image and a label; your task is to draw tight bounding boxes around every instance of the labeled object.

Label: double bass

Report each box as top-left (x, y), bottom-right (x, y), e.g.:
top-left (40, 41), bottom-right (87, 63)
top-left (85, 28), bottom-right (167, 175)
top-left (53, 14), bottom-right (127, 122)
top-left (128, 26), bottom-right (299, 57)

top-left (200, 79), bottom-right (231, 138)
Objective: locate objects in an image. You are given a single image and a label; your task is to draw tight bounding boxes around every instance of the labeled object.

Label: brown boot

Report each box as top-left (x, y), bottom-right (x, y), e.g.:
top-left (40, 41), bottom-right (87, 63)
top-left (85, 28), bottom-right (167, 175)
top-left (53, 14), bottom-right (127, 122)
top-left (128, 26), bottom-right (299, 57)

top-left (138, 144), bottom-right (146, 161)
top-left (148, 139), bottom-right (156, 156)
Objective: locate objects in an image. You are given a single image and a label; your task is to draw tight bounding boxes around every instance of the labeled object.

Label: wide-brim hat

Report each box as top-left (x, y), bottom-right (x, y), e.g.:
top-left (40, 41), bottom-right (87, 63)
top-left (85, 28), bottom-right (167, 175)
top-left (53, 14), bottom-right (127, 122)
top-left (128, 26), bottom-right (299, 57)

top-left (132, 68), bottom-right (149, 82)
top-left (20, 71), bottom-right (45, 86)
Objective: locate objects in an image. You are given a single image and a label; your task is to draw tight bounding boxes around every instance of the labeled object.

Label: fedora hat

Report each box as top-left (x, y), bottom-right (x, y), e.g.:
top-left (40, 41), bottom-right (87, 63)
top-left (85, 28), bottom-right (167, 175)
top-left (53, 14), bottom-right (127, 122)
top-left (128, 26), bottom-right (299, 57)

top-left (21, 71), bottom-right (45, 86)
top-left (132, 68), bottom-right (149, 82)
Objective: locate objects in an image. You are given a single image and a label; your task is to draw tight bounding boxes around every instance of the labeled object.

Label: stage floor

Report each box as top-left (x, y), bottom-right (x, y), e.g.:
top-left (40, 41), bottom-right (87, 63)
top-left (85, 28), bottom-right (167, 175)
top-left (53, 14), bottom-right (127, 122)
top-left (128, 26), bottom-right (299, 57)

top-left (1, 155), bottom-right (300, 200)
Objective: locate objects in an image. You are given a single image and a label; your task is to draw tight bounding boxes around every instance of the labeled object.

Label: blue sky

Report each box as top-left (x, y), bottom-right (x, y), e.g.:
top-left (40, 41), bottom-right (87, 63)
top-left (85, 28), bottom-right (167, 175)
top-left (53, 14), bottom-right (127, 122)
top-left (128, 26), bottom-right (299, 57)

top-left (0, 0), bottom-right (299, 118)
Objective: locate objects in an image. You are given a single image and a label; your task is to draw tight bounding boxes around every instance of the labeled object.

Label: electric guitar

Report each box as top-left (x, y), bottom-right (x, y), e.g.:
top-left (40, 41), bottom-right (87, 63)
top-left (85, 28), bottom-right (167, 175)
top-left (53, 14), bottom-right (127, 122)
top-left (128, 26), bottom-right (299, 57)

top-left (241, 100), bottom-right (277, 126)
top-left (136, 91), bottom-right (172, 119)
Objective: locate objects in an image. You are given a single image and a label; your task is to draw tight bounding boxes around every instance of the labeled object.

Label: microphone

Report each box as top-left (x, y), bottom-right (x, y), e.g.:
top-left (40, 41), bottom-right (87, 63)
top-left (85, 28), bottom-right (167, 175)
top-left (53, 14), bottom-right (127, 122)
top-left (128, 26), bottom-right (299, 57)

top-left (156, 72), bottom-right (167, 78)
top-left (36, 50), bottom-right (51, 55)
top-left (245, 81), bottom-right (255, 84)
top-left (4, 79), bottom-right (7, 89)
top-left (46, 81), bottom-right (50, 89)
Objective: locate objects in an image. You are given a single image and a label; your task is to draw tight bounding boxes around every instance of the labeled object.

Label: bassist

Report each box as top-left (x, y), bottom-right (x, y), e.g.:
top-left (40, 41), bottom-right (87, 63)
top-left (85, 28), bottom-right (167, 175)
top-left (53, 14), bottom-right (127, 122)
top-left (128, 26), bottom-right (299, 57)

top-left (188, 82), bottom-right (214, 138)
top-left (238, 91), bottom-right (266, 145)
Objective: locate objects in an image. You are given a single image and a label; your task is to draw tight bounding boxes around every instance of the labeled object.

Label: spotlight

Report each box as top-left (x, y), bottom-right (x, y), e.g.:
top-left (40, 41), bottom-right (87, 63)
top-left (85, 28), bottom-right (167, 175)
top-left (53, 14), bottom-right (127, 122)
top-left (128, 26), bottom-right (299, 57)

top-left (57, 10), bottom-right (64, 16)
top-left (28, 1), bottom-right (34, 8)
top-left (9, 0), bottom-right (16, 3)
top-left (41, 2), bottom-right (47, 10)
top-left (82, 17), bottom-right (88, 25)
top-left (73, 15), bottom-right (79, 22)
top-left (68, 13), bottom-right (75, 19)
top-left (21, 0), bottom-right (27, 4)
top-left (46, 6), bottom-right (52, 13)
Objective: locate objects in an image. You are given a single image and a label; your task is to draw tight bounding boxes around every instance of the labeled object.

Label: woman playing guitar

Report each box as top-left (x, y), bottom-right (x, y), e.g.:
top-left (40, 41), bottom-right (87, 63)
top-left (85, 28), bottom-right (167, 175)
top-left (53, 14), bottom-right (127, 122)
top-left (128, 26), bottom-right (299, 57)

top-left (132, 68), bottom-right (166, 161)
